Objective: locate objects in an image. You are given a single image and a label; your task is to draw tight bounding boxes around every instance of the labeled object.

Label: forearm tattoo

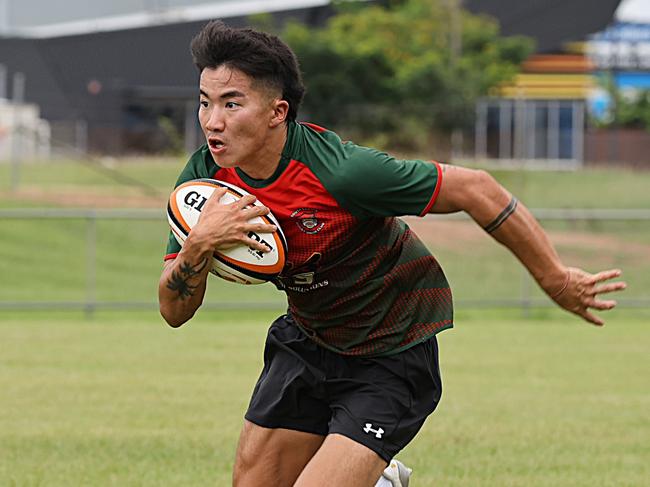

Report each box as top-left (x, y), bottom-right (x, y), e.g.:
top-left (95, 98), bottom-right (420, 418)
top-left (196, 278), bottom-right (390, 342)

top-left (166, 259), bottom-right (208, 300)
top-left (484, 196), bottom-right (518, 233)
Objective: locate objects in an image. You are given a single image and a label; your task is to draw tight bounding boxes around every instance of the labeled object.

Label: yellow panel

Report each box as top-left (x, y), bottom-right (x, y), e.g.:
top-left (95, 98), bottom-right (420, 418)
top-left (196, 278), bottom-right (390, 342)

top-left (497, 73), bottom-right (595, 99)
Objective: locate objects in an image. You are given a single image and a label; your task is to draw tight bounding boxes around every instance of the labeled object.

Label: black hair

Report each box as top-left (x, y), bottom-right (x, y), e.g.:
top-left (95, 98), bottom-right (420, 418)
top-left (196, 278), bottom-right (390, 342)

top-left (191, 20), bottom-right (305, 121)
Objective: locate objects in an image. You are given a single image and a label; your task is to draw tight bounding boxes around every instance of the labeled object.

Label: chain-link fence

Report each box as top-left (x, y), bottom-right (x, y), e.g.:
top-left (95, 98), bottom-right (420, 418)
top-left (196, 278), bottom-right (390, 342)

top-left (1, 208), bottom-right (648, 315)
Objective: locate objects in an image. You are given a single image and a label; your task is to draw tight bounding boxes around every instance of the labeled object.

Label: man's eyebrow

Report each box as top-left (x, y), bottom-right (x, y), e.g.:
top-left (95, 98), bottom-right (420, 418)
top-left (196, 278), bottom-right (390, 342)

top-left (219, 90), bottom-right (245, 99)
top-left (199, 89), bottom-right (246, 99)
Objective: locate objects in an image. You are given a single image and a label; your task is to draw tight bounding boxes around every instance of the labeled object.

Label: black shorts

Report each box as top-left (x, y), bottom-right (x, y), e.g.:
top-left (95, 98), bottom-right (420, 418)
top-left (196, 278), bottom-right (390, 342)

top-left (244, 314), bottom-right (443, 462)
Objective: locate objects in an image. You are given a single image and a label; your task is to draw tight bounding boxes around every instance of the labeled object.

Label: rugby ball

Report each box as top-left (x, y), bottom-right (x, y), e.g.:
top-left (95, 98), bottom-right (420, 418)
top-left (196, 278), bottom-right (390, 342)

top-left (167, 178), bottom-right (287, 285)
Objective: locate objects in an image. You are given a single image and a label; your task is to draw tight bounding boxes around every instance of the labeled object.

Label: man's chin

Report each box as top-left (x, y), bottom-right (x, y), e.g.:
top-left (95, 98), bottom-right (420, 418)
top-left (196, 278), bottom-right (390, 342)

top-left (209, 153), bottom-right (237, 168)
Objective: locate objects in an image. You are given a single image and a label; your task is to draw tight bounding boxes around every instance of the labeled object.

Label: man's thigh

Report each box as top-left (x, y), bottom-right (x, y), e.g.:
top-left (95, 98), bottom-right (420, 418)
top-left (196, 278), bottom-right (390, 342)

top-left (233, 420), bottom-right (325, 487)
top-left (294, 433), bottom-right (387, 487)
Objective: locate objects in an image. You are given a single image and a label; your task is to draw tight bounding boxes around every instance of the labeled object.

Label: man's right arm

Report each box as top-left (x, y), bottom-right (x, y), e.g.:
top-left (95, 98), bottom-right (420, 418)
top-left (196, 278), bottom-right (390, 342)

top-left (158, 188), bottom-right (276, 328)
top-left (158, 235), bottom-right (214, 327)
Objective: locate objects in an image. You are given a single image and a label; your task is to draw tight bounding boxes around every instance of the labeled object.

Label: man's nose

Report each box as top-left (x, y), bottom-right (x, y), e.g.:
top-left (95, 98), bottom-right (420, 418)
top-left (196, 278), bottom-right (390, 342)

top-left (204, 109), bottom-right (225, 132)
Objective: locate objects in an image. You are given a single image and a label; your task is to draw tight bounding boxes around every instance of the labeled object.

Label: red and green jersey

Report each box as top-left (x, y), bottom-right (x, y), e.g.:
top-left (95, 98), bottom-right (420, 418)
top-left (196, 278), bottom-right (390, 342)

top-left (165, 121), bottom-right (453, 356)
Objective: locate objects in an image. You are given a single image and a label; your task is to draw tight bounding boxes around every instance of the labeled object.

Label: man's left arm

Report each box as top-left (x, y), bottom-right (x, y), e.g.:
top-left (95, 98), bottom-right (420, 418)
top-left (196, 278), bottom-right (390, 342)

top-left (429, 164), bottom-right (626, 326)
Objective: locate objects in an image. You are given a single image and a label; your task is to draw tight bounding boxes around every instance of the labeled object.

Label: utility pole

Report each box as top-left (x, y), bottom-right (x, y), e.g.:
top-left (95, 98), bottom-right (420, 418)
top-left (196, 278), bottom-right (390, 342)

top-left (449, 0), bottom-right (463, 161)
top-left (11, 72), bottom-right (26, 192)
top-left (0, 63), bottom-right (7, 99)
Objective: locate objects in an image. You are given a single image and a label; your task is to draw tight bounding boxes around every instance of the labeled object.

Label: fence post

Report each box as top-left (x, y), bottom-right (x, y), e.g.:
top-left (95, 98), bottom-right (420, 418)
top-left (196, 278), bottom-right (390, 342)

top-left (10, 72), bottom-right (26, 192)
top-left (85, 212), bottom-right (97, 318)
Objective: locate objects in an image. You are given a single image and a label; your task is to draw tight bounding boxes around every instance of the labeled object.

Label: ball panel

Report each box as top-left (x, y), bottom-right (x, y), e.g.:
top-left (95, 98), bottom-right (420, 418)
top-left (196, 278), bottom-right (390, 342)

top-left (167, 202), bottom-right (189, 244)
top-left (211, 262), bottom-right (265, 285)
top-left (166, 178), bottom-right (287, 285)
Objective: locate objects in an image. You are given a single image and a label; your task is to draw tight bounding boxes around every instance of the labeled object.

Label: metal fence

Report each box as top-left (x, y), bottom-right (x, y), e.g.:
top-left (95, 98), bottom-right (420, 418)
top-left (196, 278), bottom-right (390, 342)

top-left (1, 208), bottom-right (649, 314)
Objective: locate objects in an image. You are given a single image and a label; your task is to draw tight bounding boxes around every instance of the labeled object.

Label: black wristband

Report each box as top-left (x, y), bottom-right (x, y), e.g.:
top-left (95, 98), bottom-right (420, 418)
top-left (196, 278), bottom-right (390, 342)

top-left (484, 196), bottom-right (518, 233)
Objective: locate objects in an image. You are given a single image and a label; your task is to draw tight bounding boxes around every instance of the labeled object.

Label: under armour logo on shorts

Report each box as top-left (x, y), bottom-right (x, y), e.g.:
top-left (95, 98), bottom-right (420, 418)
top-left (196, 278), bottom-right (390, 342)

top-left (364, 423), bottom-right (384, 438)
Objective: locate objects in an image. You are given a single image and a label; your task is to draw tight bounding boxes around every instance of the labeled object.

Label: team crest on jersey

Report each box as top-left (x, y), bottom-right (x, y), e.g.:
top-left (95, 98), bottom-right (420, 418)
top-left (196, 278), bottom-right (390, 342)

top-left (291, 208), bottom-right (325, 234)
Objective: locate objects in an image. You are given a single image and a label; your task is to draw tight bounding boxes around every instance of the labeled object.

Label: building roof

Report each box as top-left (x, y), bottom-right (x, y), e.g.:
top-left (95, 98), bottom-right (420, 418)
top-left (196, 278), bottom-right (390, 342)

top-left (464, 0), bottom-right (622, 53)
top-left (5, 0), bottom-right (331, 38)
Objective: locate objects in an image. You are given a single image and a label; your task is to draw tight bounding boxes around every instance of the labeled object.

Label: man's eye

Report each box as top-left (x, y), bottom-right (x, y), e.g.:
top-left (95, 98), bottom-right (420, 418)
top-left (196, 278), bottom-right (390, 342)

top-left (199, 100), bottom-right (208, 108)
top-left (225, 102), bottom-right (238, 109)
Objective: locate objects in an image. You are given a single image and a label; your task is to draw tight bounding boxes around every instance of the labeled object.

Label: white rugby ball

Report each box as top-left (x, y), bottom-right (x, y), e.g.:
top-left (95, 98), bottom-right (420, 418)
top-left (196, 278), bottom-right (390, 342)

top-left (167, 178), bottom-right (287, 285)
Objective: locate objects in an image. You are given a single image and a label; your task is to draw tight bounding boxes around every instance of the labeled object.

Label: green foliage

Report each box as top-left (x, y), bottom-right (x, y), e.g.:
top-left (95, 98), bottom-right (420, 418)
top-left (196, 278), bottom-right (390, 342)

top-left (247, 12), bottom-right (277, 34)
top-left (282, 0), bottom-right (534, 150)
top-left (593, 73), bottom-right (650, 130)
top-left (157, 116), bottom-right (184, 156)
top-left (616, 90), bottom-right (650, 130)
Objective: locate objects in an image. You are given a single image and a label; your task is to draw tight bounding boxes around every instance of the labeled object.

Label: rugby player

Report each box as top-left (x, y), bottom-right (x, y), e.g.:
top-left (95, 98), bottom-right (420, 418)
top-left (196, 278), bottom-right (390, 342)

top-left (158, 21), bottom-right (626, 487)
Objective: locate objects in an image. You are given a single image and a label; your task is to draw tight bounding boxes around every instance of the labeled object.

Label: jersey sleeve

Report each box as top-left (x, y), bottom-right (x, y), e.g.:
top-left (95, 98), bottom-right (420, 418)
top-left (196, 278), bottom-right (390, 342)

top-left (164, 231), bottom-right (181, 261)
top-left (163, 145), bottom-right (217, 261)
top-left (333, 142), bottom-right (442, 218)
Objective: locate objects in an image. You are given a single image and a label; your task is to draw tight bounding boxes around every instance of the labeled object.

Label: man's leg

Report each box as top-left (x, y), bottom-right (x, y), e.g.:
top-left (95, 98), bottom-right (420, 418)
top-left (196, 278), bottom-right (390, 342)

top-left (293, 433), bottom-right (387, 487)
top-left (233, 419), bottom-right (325, 487)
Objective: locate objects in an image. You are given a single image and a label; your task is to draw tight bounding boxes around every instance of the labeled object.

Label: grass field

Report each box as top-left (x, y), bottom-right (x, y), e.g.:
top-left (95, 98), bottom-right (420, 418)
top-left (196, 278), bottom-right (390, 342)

top-left (0, 310), bottom-right (648, 486)
top-left (2, 159), bottom-right (650, 208)
top-left (1, 159), bottom-right (649, 485)
top-left (1, 159), bottom-right (649, 307)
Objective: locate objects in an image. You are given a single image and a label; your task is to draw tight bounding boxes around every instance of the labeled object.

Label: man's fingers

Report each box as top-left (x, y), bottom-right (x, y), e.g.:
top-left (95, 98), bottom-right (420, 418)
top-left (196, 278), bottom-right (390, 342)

top-left (584, 297), bottom-right (617, 311)
top-left (242, 204), bottom-right (271, 219)
top-left (581, 310), bottom-right (604, 326)
top-left (199, 187), bottom-right (227, 210)
top-left (250, 223), bottom-right (277, 234)
top-left (207, 186), bottom-right (227, 201)
top-left (242, 236), bottom-right (272, 252)
top-left (235, 194), bottom-right (258, 209)
top-left (587, 268), bottom-right (622, 284)
top-left (594, 281), bottom-right (627, 295)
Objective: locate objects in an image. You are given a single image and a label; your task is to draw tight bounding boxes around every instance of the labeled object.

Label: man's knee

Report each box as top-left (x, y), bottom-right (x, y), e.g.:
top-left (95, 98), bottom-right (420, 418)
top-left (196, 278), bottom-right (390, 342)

top-left (233, 421), bottom-right (273, 484)
top-left (233, 420), bottom-right (324, 486)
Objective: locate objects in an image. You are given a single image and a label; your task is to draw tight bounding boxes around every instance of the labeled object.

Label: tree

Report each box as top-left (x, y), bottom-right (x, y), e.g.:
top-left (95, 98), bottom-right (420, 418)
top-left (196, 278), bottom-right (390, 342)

top-left (282, 0), bottom-right (533, 151)
top-left (616, 91), bottom-right (650, 131)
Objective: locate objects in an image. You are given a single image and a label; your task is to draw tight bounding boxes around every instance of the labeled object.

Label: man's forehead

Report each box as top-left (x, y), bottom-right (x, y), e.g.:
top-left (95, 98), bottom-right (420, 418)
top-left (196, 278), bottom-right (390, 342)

top-left (200, 66), bottom-right (253, 92)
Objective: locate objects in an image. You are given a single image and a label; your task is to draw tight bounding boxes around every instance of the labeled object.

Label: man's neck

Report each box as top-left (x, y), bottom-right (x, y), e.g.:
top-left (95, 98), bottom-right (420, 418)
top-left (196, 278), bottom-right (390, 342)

top-left (238, 123), bottom-right (289, 180)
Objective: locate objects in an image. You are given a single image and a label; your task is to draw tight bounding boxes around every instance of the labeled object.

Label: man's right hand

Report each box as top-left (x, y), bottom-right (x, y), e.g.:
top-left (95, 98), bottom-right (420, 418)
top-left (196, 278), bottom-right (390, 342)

top-left (188, 187), bottom-right (277, 255)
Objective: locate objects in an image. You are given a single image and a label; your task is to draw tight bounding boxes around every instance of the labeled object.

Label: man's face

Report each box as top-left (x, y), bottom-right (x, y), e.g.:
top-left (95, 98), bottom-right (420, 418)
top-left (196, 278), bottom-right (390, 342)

top-left (198, 66), bottom-right (281, 170)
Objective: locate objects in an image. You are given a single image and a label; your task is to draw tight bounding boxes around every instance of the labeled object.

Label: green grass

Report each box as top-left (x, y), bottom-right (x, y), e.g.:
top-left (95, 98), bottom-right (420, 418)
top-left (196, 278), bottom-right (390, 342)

top-left (2, 159), bottom-right (650, 209)
top-left (487, 167), bottom-right (650, 209)
top-left (1, 215), bottom-right (646, 307)
top-left (0, 312), bottom-right (648, 486)
top-left (0, 158), bottom-right (181, 193)
top-left (1, 159), bottom-right (647, 310)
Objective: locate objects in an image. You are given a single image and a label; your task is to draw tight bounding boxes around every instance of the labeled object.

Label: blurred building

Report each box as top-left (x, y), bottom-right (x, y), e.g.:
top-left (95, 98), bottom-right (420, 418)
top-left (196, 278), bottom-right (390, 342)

top-left (468, 0), bottom-right (637, 166)
top-left (0, 0), bottom-right (635, 159)
top-left (475, 53), bottom-right (594, 165)
top-left (584, 21), bottom-right (650, 165)
top-left (588, 22), bottom-right (650, 112)
top-left (0, 0), bottom-right (336, 157)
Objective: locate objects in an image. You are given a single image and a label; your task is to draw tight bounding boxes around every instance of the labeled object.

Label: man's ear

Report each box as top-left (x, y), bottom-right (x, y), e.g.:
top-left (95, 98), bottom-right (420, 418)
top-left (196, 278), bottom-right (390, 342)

top-left (269, 99), bottom-right (290, 128)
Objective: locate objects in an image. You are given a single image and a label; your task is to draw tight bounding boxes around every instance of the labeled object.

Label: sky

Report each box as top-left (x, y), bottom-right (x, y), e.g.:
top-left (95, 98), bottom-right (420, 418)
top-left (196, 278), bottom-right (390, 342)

top-left (1, 0), bottom-right (649, 30)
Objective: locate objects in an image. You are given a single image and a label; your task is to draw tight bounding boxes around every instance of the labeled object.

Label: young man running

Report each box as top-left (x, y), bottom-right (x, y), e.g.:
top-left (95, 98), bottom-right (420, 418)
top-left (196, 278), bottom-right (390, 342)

top-left (158, 21), bottom-right (626, 487)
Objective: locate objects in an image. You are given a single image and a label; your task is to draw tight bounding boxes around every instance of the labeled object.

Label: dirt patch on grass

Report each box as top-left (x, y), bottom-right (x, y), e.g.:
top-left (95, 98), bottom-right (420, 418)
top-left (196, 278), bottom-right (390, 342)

top-left (0, 187), bottom-right (166, 208)
top-left (404, 217), bottom-right (650, 257)
top-left (4, 189), bottom-right (648, 261)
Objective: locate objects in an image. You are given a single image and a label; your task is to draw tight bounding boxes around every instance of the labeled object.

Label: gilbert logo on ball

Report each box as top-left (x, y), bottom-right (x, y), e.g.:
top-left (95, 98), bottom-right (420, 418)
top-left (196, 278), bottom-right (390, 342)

top-left (167, 179), bottom-right (287, 285)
